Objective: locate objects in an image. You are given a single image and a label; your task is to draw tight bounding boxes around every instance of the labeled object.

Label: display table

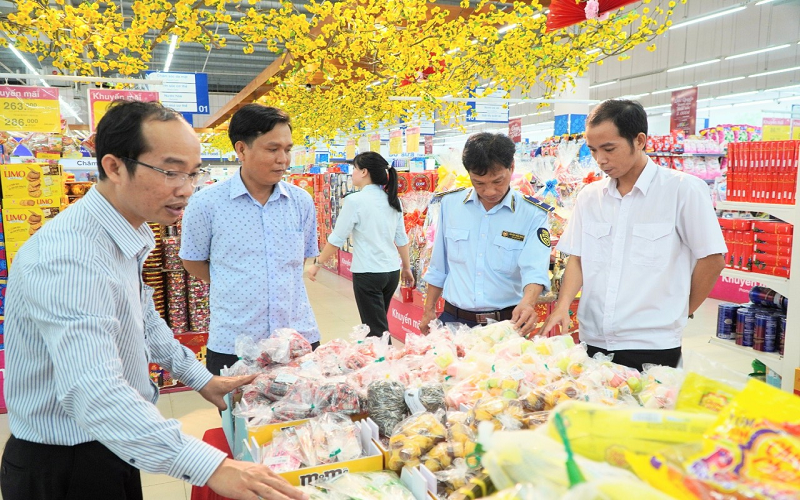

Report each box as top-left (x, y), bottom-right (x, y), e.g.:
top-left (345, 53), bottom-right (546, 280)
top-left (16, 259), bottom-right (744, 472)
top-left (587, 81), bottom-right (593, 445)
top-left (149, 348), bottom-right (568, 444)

top-left (190, 428), bottom-right (233, 500)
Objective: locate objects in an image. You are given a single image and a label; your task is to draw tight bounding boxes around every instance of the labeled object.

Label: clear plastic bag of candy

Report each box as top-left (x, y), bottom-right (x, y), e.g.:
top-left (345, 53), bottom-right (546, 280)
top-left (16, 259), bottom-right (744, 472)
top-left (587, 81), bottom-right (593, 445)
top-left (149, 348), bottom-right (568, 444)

top-left (367, 379), bottom-right (408, 437)
top-left (420, 412), bottom-right (477, 472)
top-left (469, 396), bottom-right (525, 431)
top-left (387, 410), bottom-right (447, 471)
top-left (311, 378), bottom-right (362, 416)
top-left (320, 471), bottom-right (416, 500)
top-left (241, 367), bottom-right (309, 405)
top-left (519, 378), bottom-right (584, 413)
top-left (434, 457), bottom-right (476, 497)
top-left (260, 431), bottom-right (304, 473)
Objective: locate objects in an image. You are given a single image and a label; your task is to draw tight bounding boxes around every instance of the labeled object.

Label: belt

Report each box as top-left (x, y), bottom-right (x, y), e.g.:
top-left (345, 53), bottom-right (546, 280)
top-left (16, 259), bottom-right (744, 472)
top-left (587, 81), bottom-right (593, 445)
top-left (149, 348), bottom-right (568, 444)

top-left (443, 301), bottom-right (515, 324)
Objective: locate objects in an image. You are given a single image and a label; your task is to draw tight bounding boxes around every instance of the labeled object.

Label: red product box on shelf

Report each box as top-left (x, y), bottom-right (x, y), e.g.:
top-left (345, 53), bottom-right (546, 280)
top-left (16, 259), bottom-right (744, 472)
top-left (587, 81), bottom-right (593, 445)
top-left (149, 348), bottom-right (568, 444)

top-left (731, 219), bottom-right (754, 231)
top-left (731, 231), bottom-right (744, 270)
top-left (753, 253), bottom-right (791, 268)
top-left (741, 232), bottom-right (754, 271)
top-left (754, 233), bottom-right (793, 245)
top-left (753, 221), bottom-right (793, 235)
top-left (718, 218), bottom-right (735, 231)
top-left (754, 243), bottom-right (792, 257)
top-left (396, 173), bottom-right (411, 195)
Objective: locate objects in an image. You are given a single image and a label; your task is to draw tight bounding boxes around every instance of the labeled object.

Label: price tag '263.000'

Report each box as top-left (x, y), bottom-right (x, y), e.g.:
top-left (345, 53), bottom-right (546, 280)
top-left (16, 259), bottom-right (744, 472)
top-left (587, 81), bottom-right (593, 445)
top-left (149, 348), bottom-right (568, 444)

top-left (0, 86), bottom-right (61, 134)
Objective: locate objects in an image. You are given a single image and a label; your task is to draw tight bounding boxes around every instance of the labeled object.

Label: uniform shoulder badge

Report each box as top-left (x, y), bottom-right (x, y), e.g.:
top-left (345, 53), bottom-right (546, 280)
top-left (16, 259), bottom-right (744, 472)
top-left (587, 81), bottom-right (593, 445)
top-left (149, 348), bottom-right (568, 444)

top-left (537, 228), bottom-right (551, 247)
top-left (522, 195), bottom-right (555, 213)
top-left (431, 187), bottom-right (467, 204)
top-left (432, 187), bottom-right (467, 198)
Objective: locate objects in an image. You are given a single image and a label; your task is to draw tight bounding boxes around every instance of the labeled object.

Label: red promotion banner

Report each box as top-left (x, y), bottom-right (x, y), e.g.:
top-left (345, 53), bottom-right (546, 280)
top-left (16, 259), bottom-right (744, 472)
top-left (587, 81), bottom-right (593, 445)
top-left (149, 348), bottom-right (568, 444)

top-left (88, 89), bottom-right (160, 132)
top-left (670, 87), bottom-right (698, 135)
top-left (509, 117), bottom-right (522, 143)
top-left (424, 135), bottom-right (434, 154)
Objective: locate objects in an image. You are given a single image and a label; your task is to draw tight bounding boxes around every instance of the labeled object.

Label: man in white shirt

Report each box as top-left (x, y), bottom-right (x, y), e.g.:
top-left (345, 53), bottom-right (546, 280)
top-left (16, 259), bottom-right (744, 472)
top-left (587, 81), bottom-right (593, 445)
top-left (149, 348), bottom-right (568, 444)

top-left (542, 99), bottom-right (726, 370)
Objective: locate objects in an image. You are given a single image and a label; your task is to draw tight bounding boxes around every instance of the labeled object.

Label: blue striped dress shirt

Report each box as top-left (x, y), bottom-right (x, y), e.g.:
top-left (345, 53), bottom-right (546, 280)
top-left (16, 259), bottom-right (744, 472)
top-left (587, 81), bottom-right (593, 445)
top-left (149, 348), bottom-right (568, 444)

top-left (5, 187), bottom-right (226, 486)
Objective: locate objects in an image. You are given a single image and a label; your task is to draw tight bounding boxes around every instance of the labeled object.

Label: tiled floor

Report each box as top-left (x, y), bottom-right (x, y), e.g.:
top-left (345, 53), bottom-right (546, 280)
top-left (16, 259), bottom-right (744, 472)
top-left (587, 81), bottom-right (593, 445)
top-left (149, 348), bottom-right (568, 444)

top-left (0, 269), bottom-right (756, 499)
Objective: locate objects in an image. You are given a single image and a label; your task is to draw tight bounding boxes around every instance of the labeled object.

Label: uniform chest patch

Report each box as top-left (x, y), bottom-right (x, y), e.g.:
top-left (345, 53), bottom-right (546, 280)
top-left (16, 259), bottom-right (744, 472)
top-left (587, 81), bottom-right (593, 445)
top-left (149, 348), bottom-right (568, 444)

top-left (501, 231), bottom-right (525, 241)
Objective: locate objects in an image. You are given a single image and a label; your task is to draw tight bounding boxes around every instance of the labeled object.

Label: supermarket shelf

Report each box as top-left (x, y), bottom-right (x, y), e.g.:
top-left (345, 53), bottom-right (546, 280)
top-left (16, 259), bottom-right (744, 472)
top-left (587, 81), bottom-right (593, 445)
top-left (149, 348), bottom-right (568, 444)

top-left (716, 201), bottom-right (795, 224)
top-left (708, 337), bottom-right (783, 373)
top-left (720, 268), bottom-right (790, 297)
top-left (647, 152), bottom-right (726, 157)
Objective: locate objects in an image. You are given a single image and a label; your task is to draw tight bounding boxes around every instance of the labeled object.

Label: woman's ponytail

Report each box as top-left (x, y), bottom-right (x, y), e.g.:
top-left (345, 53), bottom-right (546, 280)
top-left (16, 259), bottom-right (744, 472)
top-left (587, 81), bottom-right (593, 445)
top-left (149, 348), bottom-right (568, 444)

top-left (352, 152), bottom-right (402, 212)
top-left (385, 166), bottom-right (401, 212)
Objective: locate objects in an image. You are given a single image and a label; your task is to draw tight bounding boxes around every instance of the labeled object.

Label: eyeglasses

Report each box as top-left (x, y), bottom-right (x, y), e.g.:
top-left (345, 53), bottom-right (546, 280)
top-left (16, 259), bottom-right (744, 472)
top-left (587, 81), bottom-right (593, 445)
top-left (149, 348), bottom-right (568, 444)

top-left (122, 157), bottom-right (210, 188)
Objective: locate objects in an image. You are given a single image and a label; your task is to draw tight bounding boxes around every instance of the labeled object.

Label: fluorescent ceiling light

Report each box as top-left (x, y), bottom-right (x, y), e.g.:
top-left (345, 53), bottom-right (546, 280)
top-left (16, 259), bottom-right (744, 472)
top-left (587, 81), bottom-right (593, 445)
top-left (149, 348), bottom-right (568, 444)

top-left (749, 65), bottom-right (800, 78)
top-left (651, 86), bottom-right (692, 95)
top-left (755, 0), bottom-right (776, 5)
top-left (719, 90), bottom-right (760, 99)
top-left (498, 24), bottom-right (517, 33)
top-left (661, 112), bottom-right (671, 117)
top-left (163, 35), bottom-right (178, 72)
top-left (725, 44), bottom-right (791, 60)
top-left (778, 95), bottom-right (800, 102)
top-left (586, 48), bottom-right (601, 55)
top-left (697, 76), bottom-right (745, 87)
top-left (734, 99), bottom-right (776, 108)
top-left (770, 84), bottom-right (800, 92)
top-left (619, 93), bottom-right (650, 99)
top-left (669, 6), bottom-right (747, 30)
top-left (644, 104), bottom-right (671, 111)
top-left (59, 97), bottom-right (84, 124)
top-left (589, 80), bottom-right (618, 89)
top-left (447, 48), bottom-right (460, 55)
top-left (9, 44), bottom-right (38, 73)
top-left (666, 59), bottom-right (720, 73)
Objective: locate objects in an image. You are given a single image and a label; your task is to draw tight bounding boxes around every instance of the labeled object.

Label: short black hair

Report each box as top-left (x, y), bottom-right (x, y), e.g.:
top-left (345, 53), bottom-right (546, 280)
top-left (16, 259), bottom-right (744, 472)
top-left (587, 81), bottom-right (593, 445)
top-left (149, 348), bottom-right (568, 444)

top-left (462, 132), bottom-right (516, 175)
top-left (587, 99), bottom-right (648, 148)
top-left (228, 104), bottom-right (292, 148)
top-left (95, 100), bottom-right (183, 180)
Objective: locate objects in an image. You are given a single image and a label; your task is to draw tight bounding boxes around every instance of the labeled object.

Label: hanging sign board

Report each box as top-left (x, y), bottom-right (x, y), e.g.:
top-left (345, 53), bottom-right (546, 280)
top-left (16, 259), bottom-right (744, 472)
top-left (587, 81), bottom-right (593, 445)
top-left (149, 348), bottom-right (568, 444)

top-left (406, 127), bottom-right (420, 153)
top-left (670, 87), bottom-right (698, 135)
top-left (0, 86), bottom-right (61, 133)
top-left (389, 129), bottom-right (403, 155)
top-left (88, 89), bottom-right (160, 132)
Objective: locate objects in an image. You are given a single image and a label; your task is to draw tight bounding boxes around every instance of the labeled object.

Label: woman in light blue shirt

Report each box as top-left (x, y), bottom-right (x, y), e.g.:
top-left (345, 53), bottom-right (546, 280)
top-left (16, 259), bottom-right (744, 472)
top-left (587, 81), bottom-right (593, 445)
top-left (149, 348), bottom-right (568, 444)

top-left (308, 152), bottom-right (414, 337)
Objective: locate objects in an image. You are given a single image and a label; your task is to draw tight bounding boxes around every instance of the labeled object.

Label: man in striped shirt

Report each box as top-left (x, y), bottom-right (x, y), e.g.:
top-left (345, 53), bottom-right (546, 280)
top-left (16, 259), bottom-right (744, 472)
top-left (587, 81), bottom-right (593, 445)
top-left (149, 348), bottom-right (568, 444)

top-left (1, 101), bottom-right (305, 500)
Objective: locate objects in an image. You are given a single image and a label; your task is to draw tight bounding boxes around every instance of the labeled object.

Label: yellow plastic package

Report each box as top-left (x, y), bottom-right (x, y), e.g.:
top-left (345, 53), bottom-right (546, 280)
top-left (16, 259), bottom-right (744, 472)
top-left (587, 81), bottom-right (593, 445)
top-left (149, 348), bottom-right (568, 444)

top-left (629, 379), bottom-right (800, 500)
top-left (546, 400), bottom-right (716, 468)
top-left (480, 428), bottom-right (674, 499)
top-left (675, 372), bottom-right (740, 414)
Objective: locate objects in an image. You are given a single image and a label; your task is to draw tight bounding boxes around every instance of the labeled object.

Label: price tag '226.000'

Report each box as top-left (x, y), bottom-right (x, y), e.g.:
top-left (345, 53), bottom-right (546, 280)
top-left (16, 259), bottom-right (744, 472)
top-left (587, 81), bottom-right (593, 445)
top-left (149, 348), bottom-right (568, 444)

top-left (0, 86), bottom-right (61, 133)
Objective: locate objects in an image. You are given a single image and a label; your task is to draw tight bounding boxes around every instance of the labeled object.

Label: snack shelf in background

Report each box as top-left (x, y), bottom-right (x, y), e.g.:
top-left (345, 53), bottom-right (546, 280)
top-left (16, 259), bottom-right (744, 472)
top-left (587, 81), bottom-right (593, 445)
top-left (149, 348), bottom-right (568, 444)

top-left (716, 173), bottom-right (800, 392)
top-left (725, 140), bottom-right (799, 205)
top-left (708, 337), bottom-right (782, 373)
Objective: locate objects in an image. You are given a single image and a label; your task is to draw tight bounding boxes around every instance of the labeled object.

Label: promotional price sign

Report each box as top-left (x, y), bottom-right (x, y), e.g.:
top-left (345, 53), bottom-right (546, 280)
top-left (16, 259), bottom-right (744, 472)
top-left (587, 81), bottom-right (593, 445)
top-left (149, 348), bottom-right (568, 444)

top-left (88, 89), bottom-right (160, 132)
top-left (345, 139), bottom-right (356, 159)
top-left (0, 86), bottom-right (61, 133)
top-left (389, 129), bottom-right (403, 155)
top-left (508, 117), bottom-right (522, 143)
top-left (369, 134), bottom-right (381, 152)
top-left (670, 87), bottom-right (698, 135)
top-left (406, 126), bottom-right (420, 153)
top-left (424, 135), bottom-right (434, 154)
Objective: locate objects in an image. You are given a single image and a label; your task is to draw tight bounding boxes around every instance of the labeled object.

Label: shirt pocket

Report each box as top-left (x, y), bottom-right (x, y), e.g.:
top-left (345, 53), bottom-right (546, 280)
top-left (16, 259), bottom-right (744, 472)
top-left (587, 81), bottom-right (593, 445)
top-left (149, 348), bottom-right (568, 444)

top-left (631, 222), bottom-right (673, 267)
top-left (285, 231), bottom-right (305, 267)
top-left (490, 236), bottom-right (524, 274)
top-left (445, 228), bottom-right (470, 264)
top-left (582, 222), bottom-right (612, 262)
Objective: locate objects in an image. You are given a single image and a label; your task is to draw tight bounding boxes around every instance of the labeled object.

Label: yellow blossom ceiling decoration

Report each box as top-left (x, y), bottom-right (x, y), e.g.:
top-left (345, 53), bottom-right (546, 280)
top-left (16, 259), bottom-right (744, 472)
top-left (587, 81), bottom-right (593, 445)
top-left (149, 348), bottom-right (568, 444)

top-left (0, 0), bottom-right (683, 143)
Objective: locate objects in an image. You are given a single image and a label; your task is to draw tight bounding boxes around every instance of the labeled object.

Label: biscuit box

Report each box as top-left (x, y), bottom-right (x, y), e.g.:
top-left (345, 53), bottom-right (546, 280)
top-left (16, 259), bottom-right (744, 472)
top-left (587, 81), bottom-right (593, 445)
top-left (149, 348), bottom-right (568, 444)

top-left (3, 195), bottom-right (63, 209)
top-left (1, 164), bottom-right (64, 199)
top-left (2, 207), bottom-right (60, 244)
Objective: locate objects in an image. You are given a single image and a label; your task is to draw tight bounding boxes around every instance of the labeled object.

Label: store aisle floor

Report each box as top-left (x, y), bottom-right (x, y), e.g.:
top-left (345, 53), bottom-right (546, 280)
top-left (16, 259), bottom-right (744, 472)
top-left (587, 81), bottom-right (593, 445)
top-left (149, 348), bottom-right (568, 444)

top-left (0, 270), bottom-right (760, 500)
